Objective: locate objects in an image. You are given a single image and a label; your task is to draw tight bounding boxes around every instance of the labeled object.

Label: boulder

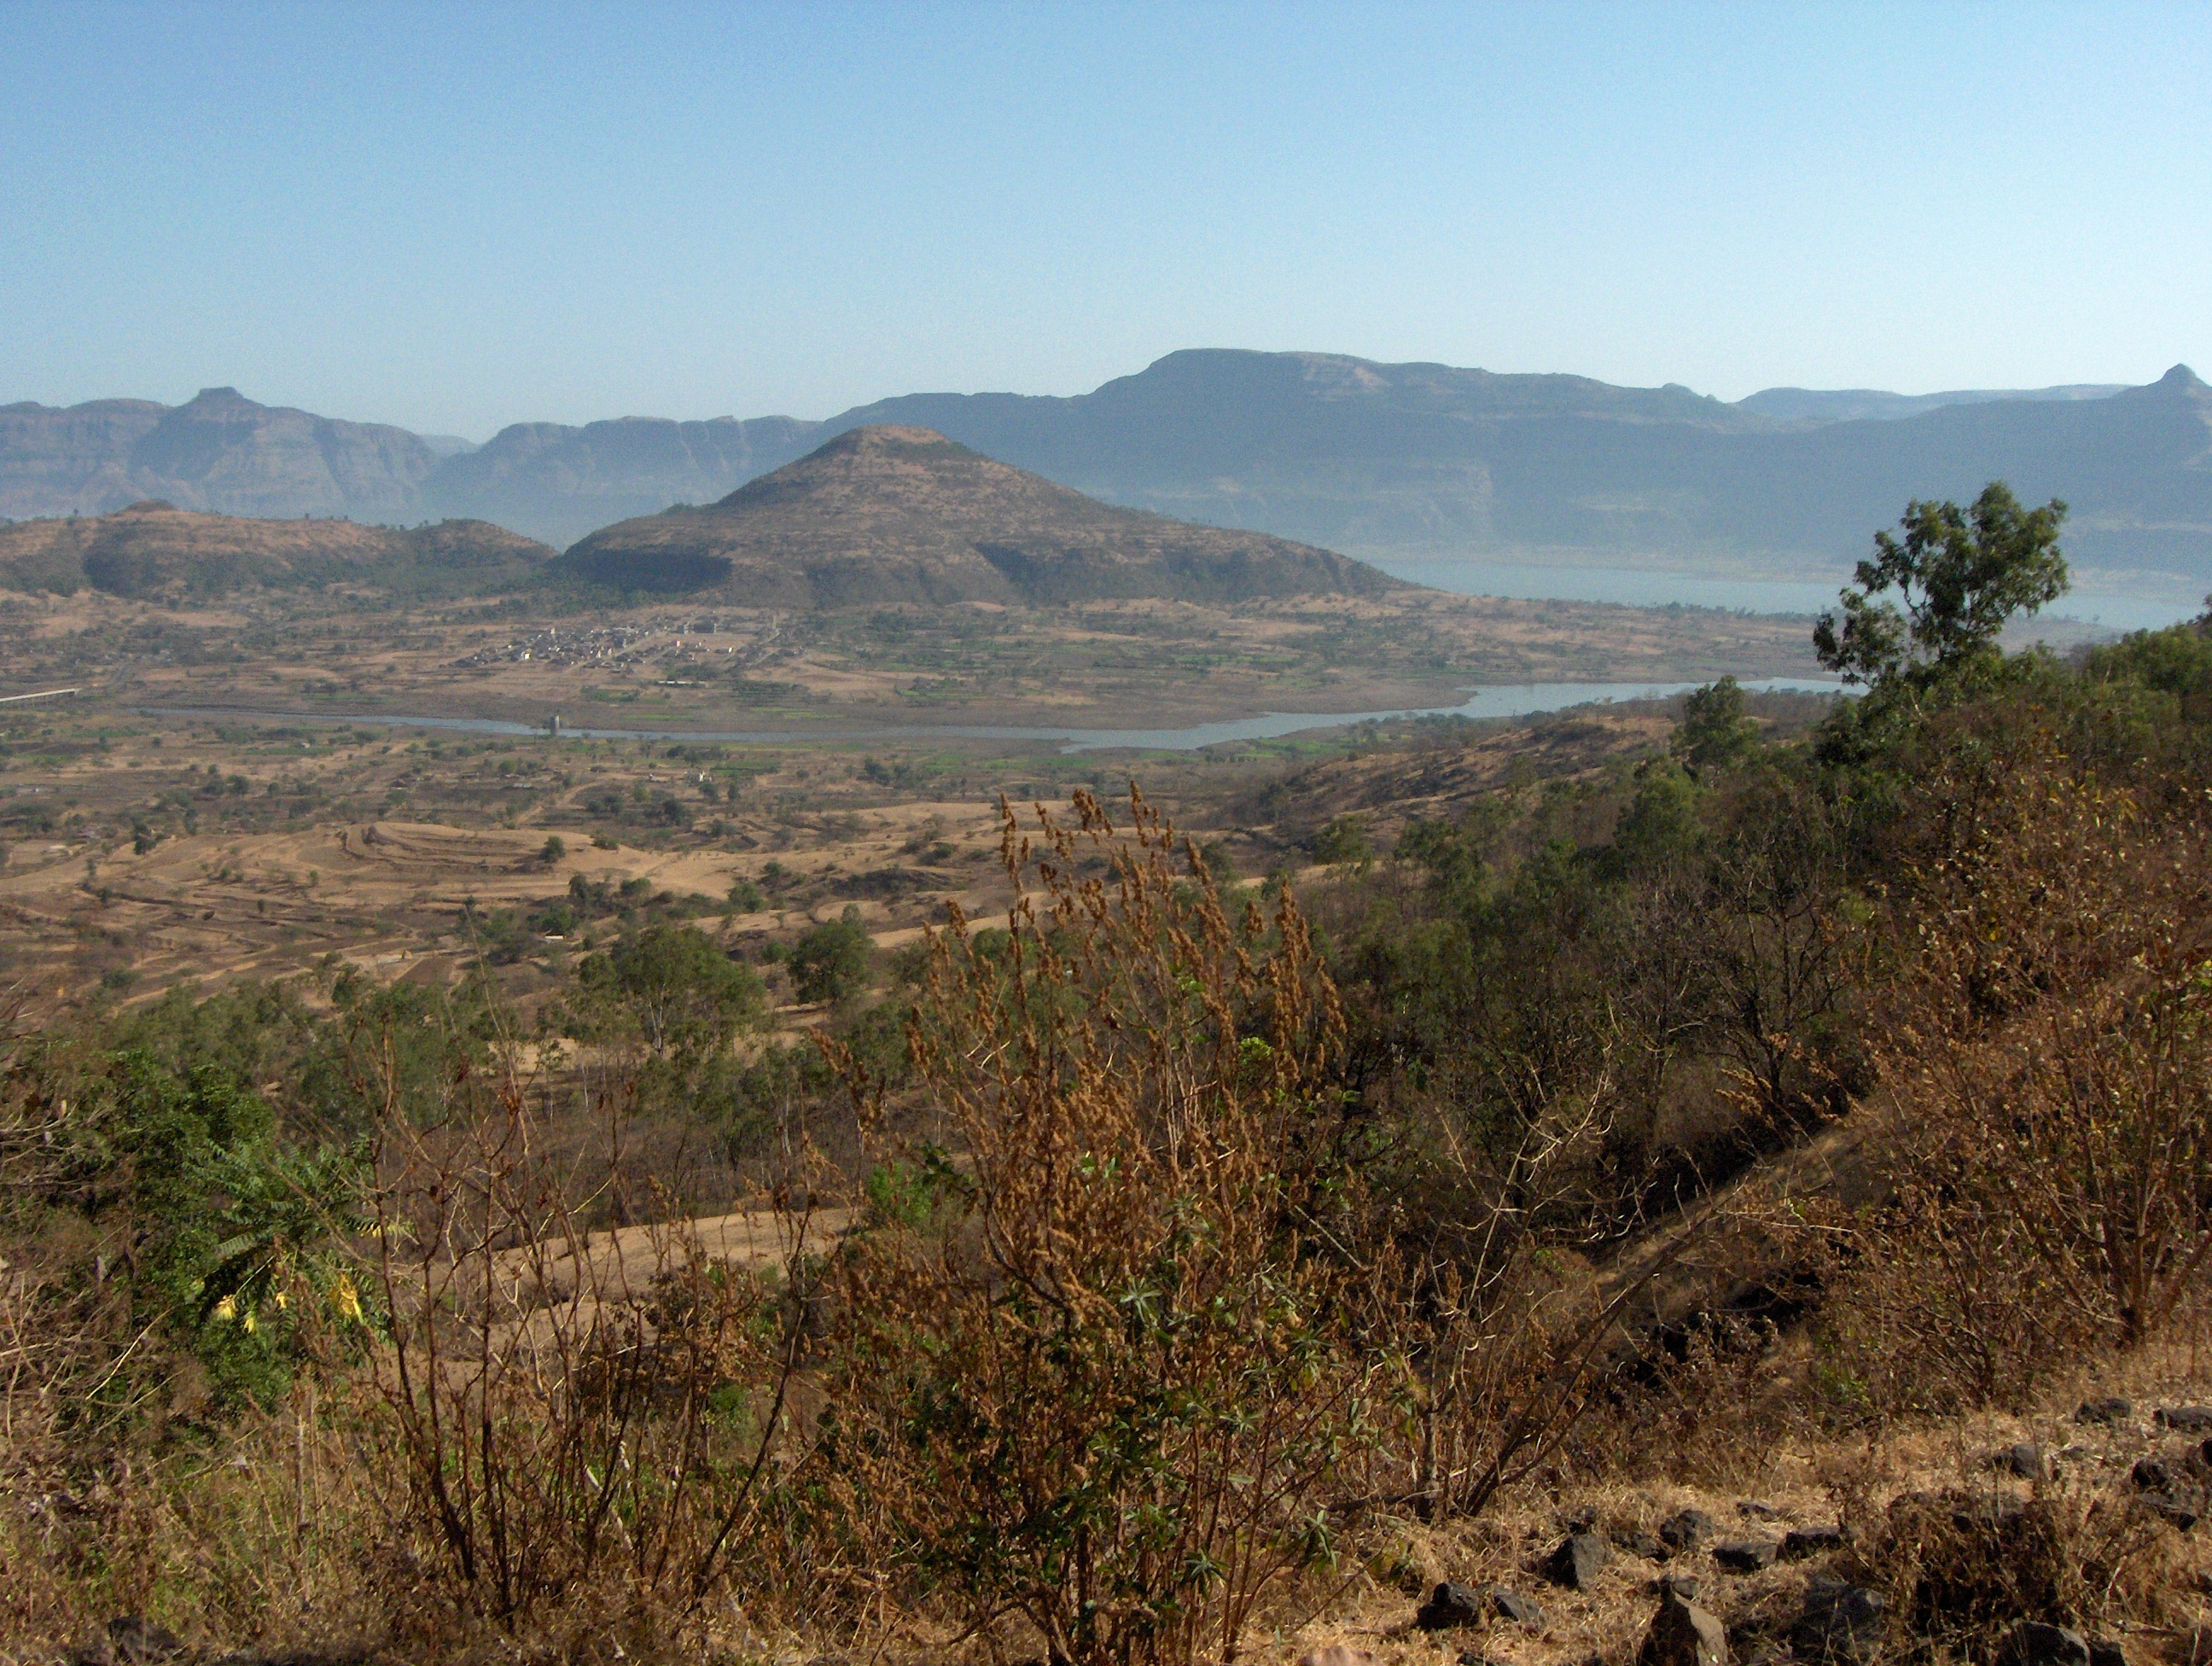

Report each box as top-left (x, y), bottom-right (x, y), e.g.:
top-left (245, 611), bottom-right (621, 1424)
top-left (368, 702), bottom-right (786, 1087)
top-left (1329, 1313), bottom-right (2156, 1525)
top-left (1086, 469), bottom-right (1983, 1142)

top-left (1737, 1500), bottom-right (1787, 1519)
top-left (1545, 1531), bottom-right (1613, 1591)
top-left (1637, 1594), bottom-right (1728, 1666)
top-left (1790, 1578), bottom-right (1888, 1666)
top-left (1780, 1525), bottom-right (1848, 1560)
top-left (1416, 1582), bottom-right (1487, 1632)
top-left (2087, 1640), bottom-right (2126, 1666)
top-left (1490, 1588), bottom-right (1549, 1629)
top-left (2156, 1407), bottom-right (2212, 1431)
top-left (2000, 1622), bottom-right (2091, 1666)
top-left (1657, 1574), bottom-right (1703, 1602)
top-left (1659, 1508), bottom-right (1717, 1554)
top-left (1998, 1442), bottom-right (2048, 1478)
top-left (2130, 1458), bottom-right (2173, 1493)
top-left (2075, 1397), bottom-right (2133, 1424)
top-left (1714, 1539), bottom-right (1780, 1573)
top-left (2137, 1490), bottom-right (2199, 1532)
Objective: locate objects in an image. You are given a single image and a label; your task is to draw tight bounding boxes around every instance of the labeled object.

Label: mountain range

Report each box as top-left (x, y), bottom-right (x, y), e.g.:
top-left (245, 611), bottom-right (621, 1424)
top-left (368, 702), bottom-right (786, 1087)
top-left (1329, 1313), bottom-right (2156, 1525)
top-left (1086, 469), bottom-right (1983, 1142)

top-left (6, 352), bottom-right (2208, 586)
top-left (553, 425), bottom-right (1400, 606)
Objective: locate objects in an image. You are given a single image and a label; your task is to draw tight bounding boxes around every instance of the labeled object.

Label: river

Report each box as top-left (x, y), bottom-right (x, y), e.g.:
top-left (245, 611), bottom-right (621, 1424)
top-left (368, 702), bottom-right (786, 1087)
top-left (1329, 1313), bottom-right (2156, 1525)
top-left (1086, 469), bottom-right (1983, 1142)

top-left (147, 677), bottom-right (1842, 754)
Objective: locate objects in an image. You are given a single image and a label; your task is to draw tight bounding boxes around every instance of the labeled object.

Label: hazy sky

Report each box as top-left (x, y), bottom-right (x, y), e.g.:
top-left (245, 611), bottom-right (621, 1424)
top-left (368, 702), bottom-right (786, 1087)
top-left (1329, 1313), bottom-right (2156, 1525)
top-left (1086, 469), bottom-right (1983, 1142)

top-left (5, 2), bottom-right (2207, 438)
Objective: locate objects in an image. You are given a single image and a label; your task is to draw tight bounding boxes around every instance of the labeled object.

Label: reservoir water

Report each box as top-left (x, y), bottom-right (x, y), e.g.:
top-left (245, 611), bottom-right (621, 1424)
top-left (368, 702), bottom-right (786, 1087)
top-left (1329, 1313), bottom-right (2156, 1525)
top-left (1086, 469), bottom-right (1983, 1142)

top-left (147, 678), bottom-right (1841, 754)
top-left (1365, 557), bottom-right (2201, 635)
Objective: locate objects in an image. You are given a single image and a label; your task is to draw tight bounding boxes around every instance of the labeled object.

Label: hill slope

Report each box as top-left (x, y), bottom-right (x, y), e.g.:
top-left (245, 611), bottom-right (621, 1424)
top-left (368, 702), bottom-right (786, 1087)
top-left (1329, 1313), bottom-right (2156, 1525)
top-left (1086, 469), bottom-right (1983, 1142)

top-left (0, 500), bottom-right (556, 599)
top-left (551, 425), bottom-right (1402, 606)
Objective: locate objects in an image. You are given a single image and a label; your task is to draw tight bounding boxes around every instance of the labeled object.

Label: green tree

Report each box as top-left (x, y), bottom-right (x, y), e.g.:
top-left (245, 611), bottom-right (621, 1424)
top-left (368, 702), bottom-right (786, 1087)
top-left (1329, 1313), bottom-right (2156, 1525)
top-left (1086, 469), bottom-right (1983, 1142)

top-left (1670, 675), bottom-right (1761, 774)
top-left (790, 906), bottom-right (874, 1005)
top-left (1814, 482), bottom-right (2069, 686)
top-left (579, 923), bottom-right (762, 1061)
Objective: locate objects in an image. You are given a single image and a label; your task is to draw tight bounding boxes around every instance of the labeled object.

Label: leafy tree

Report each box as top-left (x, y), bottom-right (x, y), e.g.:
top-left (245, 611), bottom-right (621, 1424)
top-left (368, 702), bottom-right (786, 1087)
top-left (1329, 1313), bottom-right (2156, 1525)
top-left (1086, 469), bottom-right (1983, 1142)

top-left (579, 923), bottom-right (763, 1061)
top-left (1814, 482), bottom-right (2069, 686)
top-left (1671, 675), bottom-right (1762, 775)
top-left (790, 906), bottom-right (874, 1005)
top-left (1312, 813), bottom-right (1372, 868)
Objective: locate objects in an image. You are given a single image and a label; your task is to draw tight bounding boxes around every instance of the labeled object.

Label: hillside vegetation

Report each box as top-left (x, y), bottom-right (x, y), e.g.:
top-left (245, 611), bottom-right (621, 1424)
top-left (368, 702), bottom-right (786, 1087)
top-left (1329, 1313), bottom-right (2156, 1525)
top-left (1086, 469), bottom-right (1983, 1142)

top-left (0, 498), bottom-right (556, 599)
top-left (3, 486), bottom-right (2211, 1666)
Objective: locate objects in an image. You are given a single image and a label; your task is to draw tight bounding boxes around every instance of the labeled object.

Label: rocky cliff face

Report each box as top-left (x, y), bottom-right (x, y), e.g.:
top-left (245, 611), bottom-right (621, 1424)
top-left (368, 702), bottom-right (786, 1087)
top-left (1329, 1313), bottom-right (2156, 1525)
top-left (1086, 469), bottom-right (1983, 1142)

top-left (0, 387), bottom-right (443, 525)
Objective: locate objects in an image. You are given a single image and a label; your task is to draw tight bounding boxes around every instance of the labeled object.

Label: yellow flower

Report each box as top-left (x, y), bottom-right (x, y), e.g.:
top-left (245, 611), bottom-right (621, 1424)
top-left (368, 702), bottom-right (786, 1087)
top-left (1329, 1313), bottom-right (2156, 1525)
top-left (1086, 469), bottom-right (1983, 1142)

top-left (332, 1276), bottom-right (364, 1325)
top-left (212, 1295), bottom-right (236, 1323)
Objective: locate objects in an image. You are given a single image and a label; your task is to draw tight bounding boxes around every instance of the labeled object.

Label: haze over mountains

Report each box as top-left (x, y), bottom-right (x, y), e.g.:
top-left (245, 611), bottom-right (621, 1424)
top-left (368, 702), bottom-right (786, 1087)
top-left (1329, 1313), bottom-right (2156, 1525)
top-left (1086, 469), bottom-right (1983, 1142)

top-left (6, 352), bottom-right (2208, 591)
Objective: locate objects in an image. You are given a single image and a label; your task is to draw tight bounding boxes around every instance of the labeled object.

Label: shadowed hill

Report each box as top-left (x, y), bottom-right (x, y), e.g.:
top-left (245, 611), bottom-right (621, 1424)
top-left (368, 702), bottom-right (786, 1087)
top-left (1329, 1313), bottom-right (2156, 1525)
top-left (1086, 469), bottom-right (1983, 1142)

top-left (0, 499), bottom-right (556, 600)
top-left (550, 425), bottom-right (1404, 606)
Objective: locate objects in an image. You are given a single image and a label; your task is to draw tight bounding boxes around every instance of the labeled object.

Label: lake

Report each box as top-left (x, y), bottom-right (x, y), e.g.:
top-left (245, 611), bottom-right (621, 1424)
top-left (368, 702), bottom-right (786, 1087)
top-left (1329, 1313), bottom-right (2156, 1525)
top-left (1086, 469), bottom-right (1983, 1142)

top-left (1367, 556), bottom-right (2201, 634)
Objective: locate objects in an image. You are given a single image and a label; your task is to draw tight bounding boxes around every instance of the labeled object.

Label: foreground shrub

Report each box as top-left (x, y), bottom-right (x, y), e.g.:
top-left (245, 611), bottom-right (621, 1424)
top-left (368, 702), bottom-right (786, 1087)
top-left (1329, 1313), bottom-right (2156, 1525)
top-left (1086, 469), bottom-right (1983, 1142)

top-left (823, 789), bottom-right (1385, 1666)
top-left (1826, 751), bottom-right (2212, 1408)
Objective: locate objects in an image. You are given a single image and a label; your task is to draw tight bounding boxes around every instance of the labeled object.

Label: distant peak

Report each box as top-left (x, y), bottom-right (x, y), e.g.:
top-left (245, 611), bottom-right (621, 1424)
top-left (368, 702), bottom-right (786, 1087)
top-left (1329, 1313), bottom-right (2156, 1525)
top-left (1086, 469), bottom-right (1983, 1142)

top-left (2157, 364), bottom-right (2203, 387)
top-left (119, 499), bottom-right (178, 514)
top-left (813, 424), bottom-right (971, 457)
top-left (184, 386), bottom-right (256, 408)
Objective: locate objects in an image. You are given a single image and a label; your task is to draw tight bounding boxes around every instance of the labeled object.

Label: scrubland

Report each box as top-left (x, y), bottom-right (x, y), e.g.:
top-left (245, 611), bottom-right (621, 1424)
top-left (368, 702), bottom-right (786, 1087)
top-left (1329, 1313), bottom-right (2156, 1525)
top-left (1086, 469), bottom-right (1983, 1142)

top-left (4, 556), bottom-right (2211, 1666)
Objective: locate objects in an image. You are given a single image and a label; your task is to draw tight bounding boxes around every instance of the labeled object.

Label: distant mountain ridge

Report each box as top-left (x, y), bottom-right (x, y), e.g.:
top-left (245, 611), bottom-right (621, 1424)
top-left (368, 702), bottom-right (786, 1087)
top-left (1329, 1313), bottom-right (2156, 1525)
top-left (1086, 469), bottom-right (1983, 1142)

top-left (1738, 384), bottom-right (2131, 424)
top-left (554, 425), bottom-right (1400, 607)
top-left (7, 354), bottom-right (2208, 585)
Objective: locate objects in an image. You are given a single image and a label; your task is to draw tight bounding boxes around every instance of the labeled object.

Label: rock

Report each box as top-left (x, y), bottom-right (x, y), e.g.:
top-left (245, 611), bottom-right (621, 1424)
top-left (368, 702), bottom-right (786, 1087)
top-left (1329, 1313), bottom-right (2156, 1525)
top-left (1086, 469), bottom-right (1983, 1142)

top-left (2137, 1490), bottom-right (2199, 1532)
top-left (1780, 1525), bottom-right (1847, 1560)
top-left (72, 1620), bottom-right (189, 1666)
top-left (1416, 1582), bottom-right (1487, 1631)
top-left (2130, 1458), bottom-right (2173, 1492)
top-left (1615, 1528), bottom-right (1664, 1558)
top-left (1998, 1442), bottom-right (2047, 1478)
top-left (2000, 1622), bottom-right (2091, 1666)
top-left (2156, 1407), bottom-right (2212, 1431)
top-left (1738, 1500), bottom-right (1788, 1519)
top-left (1659, 1507), bottom-right (1717, 1554)
top-left (2076, 1396), bottom-right (2133, 1424)
top-left (1656, 1574), bottom-right (1702, 1602)
top-left (1714, 1539), bottom-right (1780, 1573)
top-left (2088, 1640), bottom-right (2126, 1666)
top-left (1790, 1579), bottom-right (1887, 1666)
top-left (1457, 1655), bottom-right (1503, 1666)
top-left (1299, 1649), bottom-right (1373, 1666)
top-left (1490, 1588), bottom-right (1550, 1629)
top-left (1638, 1593), bottom-right (1729, 1666)
top-left (1545, 1532), bottom-right (1613, 1591)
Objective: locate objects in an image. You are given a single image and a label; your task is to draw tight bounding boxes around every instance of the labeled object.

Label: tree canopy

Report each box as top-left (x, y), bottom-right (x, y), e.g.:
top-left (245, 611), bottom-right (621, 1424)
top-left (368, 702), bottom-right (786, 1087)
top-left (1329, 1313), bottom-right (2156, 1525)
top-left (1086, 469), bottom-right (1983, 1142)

top-left (1814, 481), bottom-right (2068, 686)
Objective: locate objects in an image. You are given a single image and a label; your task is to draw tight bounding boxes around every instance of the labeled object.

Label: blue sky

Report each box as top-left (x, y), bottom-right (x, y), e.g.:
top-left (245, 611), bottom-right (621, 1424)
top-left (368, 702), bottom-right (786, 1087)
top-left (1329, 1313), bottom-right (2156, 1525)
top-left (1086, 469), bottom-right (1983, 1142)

top-left (4, 2), bottom-right (2207, 437)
